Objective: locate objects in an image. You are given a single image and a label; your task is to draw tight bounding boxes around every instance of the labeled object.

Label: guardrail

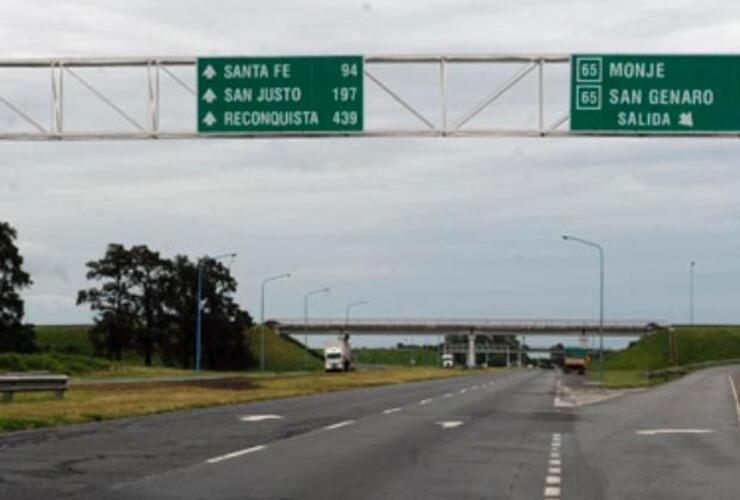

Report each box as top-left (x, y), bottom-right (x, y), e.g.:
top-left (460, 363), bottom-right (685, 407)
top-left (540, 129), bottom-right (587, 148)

top-left (0, 373), bottom-right (69, 402)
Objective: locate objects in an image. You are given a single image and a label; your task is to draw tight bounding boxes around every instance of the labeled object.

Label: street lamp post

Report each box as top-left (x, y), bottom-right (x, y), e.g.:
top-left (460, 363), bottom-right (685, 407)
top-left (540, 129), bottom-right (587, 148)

top-left (344, 300), bottom-right (369, 327)
top-left (689, 260), bottom-right (696, 325)
top-left (303, 287), bottom-right (330, 370)
top-left (562, 235), bottom-right (605, 381)
top-left (259, 273), bottom-right (291, 371)
top-left (195, 252), bottom-right (237, 372)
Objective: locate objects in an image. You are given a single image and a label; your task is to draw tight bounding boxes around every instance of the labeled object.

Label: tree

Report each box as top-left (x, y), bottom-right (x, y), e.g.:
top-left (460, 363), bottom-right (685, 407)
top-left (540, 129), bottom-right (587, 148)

top-left (0, 221), bottom-right (36, 353)
top-left (128, 245), bottom-right (170, 366)
top-left (77, 243), bottom-right (137, 360)
top-left (160, 255), bottom-right (254, 370)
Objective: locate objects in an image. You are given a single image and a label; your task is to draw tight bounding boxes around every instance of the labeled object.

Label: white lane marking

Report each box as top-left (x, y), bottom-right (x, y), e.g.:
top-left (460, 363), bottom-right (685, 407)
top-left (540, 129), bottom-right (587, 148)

top-left (551, 441), bottom-right (561, 448)
top-left (470, 385), bottom-right (478, 390)
top-left (549, 459), bottom-right (561, 467)
top-left (207, 445), bottom-right (266, 464)
top-left (548, 467), bottom-right (562, 475)
top-left (546, 476), bottom-right (561, 485)
top-left (436, 420), bottom-right (464, 429)
top-left (240, 414), bottom-right (284, 422)
top-left (459, 388), bottom-right (467, 394)
top-left (443, 392), bottom-right (453, 398)
top-left (544, 486), bottom-right (561, 497)
top-left (325, 420), bottom-right (355, 430)
top-left (419, 398), bottom-right (433, 405)
top-left (552, 433), bottom-right (561, 439)
top-left (729, 375), bottom-right (740, 424)
top-left (383, 407), bottom-right (402, 415)
top-left (636, 429), bottom-right (715, 436)
top-left (550, 451), bottom-right (560, 459)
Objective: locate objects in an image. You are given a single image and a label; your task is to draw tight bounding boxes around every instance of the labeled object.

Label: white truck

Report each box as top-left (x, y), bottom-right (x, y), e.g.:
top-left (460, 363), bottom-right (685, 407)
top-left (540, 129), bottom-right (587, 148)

top-left (441, 353), bottom-right (454, 368)
top-left (324, 335), bottom-right (352, 372)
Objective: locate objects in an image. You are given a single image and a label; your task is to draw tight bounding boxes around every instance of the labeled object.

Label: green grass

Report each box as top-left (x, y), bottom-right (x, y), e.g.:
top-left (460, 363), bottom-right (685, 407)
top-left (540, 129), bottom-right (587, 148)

top-left (250, 325), bottom-right (323, 372)
top-left (33, 325), bottom-right (94, 356)
top-left (595, 325), bottom-right (740, 387)
top-left (354, 348), bottom-right (441, 367)
top-left (0, 352), bottom-right (110, 375)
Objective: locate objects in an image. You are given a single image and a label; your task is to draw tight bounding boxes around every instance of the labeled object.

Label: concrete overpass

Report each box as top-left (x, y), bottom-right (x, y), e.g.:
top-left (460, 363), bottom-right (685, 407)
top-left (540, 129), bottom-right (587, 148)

top-left (272, 319), bottom-right (665, 368)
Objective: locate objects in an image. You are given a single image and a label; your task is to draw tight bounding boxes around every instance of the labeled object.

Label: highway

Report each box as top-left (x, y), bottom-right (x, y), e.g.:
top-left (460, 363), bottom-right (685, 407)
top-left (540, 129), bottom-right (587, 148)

top-left (0, 367), bottom-right (738, 500)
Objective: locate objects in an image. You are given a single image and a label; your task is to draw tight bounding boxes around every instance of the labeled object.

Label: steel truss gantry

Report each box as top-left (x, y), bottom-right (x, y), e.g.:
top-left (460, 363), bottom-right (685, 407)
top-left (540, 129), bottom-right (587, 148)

top-left (0, 54), bottom-right (574, 140)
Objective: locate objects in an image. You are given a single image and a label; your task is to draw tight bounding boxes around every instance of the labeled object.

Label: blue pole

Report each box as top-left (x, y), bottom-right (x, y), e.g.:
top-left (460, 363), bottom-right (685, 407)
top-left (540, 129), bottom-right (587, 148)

top-left (195, 262), bottom-right (203, 372)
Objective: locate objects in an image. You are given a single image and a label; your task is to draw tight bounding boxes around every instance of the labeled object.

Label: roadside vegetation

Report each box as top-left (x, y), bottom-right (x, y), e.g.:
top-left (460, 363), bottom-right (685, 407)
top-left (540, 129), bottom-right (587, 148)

top-left (594, 325), bottom-right (740, 388)
top-left (0, 367), bottom-right (472, 432)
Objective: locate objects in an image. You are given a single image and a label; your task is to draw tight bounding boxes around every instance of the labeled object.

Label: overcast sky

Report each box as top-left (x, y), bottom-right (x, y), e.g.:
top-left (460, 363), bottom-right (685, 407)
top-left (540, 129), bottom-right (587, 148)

top-left (2, 1), bottom-right (740, 341)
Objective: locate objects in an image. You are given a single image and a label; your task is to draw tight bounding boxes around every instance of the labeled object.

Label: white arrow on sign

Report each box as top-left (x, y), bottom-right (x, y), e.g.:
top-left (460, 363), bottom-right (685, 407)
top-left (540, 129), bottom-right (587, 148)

top-left (202, 88), bottom-right (217, 104)
top-left (202, 112), bottom-right (217, 127)
top-left (202, 64), bottom-right (217, 80)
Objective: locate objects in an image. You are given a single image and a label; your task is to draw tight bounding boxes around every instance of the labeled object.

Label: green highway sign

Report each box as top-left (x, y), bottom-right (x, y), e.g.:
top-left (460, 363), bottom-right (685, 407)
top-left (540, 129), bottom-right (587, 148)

top-left (570, 54), bottom-right (740, 133)
top-left (197, 56), bottom-right (363, 133)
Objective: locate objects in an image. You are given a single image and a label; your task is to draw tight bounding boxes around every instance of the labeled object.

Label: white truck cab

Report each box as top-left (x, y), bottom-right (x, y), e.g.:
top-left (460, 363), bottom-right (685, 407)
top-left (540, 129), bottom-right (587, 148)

top-left (441, 353), bottom-right (454, 368)
top-left (324, 335), bottom-right (352, 372)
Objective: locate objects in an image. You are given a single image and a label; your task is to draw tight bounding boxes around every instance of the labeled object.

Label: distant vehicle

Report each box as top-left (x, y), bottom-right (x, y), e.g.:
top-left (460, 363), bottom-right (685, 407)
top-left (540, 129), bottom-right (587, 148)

top-left (324, 335), bottom-right (352, 372)
top-left (441, 353), bottom-right (454, 368)
top-left (563, 347), bottom-right (590, 375)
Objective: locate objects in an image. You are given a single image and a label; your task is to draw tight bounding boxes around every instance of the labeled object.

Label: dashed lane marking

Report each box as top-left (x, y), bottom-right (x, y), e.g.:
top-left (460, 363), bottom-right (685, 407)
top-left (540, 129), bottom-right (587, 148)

top-left (544, 486), bottom-right (561, 498)
top-left (419, 398), bottom-right (433, 405)
top-left (240, 415), bottom-right (284, 422)
top-left (443, 393), bottom-right (453, 398)
top-left (383, 407), bottom-right (402, 415)
top-left (324, 420), bottom-right (355, 430)
top-left (207, 445), bottom-right (266, 464)
top-left (435, 420), bottom-right (464, 429)
top-left (544, 432), bottom-right (563, 499)
top-left (459, 388), bottom-right (467, 394)
top-left (636, 429), bottom-right (715, 436)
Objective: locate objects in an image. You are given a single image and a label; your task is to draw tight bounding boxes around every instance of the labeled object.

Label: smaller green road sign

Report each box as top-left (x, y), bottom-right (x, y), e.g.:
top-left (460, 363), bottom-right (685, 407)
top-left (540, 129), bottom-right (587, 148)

top-left (571, 54), bottom-right (740, 133)
top-left (197, 56), bottom-right (363, 133)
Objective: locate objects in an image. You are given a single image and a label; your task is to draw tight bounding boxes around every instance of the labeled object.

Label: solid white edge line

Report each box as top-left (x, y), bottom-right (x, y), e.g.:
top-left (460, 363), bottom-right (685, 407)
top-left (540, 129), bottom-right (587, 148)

top-left (207, 445), bottom-right (266, 464)
top-left (325, 420), bottom-right (355, 430)
top-left (729, 375), bottom-right (740, 424)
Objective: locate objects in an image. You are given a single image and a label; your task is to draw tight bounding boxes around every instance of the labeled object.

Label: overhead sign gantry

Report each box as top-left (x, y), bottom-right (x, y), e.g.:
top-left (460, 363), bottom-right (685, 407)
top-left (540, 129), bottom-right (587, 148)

top-left (0, 53), bottom-right (738, 140)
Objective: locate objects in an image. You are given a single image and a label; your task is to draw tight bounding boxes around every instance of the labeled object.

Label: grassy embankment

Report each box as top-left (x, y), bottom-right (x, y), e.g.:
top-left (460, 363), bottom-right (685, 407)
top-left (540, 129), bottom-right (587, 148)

top-left (595, 325), bottom-right (740, 388)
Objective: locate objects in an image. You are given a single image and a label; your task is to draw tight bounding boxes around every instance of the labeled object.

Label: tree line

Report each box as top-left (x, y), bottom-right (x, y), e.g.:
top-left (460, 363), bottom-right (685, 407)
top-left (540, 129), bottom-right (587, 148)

top-left (77, 244), bottom-right (254, 369)
top-left (1, 220), bottom-right (254, 369)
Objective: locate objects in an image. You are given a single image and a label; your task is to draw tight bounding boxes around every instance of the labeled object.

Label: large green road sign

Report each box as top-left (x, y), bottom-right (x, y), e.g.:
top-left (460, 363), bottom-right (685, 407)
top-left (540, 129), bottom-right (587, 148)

top-left (571, 54), bottom-right (740, 133)
top-left (197, 56), bottom-right (363, 133)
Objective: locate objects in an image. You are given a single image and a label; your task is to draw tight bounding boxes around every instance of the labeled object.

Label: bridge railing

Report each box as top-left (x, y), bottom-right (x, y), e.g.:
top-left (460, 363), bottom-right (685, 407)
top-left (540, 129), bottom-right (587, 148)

top-left (274, 318), bottom-right (664, 330)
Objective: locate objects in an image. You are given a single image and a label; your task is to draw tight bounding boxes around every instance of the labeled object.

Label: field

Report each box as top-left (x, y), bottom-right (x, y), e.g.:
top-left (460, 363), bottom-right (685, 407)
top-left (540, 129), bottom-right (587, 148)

top-left (595, 325), bottom-right (740, 388)
top-left (0, 367), bottom-right (472, 432)
top-left (354, 347), bottom-right (441, 367)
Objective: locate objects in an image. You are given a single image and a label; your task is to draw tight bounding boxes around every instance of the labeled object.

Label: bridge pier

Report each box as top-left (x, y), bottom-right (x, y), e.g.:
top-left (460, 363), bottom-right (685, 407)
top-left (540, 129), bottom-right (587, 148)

top-left (466, 331), bottom-right (476, 369)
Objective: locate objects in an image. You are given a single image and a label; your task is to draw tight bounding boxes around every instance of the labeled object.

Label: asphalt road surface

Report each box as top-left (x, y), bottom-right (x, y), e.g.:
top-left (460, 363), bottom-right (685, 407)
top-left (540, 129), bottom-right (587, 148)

top-left (1, 366), bottom-right (738, 500)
